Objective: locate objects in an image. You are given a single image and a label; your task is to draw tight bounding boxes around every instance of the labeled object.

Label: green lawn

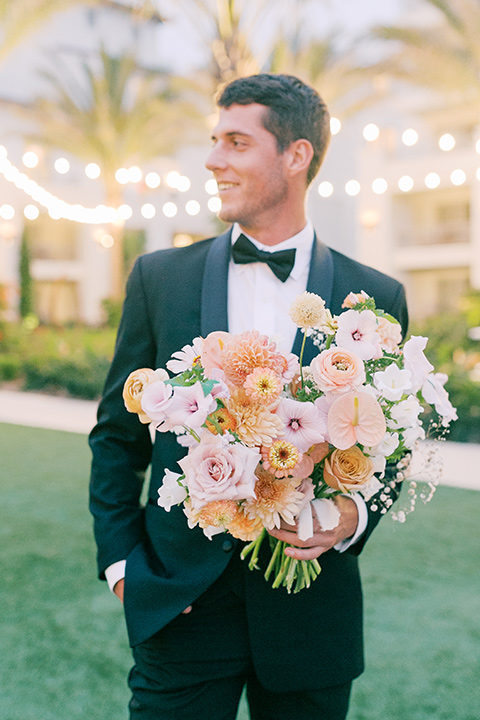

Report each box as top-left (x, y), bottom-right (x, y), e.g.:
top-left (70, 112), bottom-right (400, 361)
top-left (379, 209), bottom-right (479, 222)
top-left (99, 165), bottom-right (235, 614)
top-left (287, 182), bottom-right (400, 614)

top-left (1, 423), bottom-right (479, 720)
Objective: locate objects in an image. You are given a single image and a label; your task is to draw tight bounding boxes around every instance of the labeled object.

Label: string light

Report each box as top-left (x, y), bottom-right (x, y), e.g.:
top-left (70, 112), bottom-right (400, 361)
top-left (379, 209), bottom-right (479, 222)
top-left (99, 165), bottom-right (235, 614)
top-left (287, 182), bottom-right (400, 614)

top-left (128, 166), bottom-right (142, 183)
top-left (85, 162), bottom-right (101, 179)
top-left (166, 171), bottom-right (181, 189)
top-left (22, 151), bottom-right (39, 168)
top-left (398, 176), bottom-right (414, 192)
top-left (363, 124), bottom-right (380, 142)
top-left (205, 178), bottom-right (218, 195)
top-left (185, 200), bottom-right (200, 216)
top-left (117, 204), bottom-right (133, 220)
top-left (439, 133), bottom-right (455, 151)
top-left (476, 139), bottom-right (480, 154)
top-left (372, 178), bottom-right (388, 194)
top-left (24, 204), bottom-right (40, 220)
top-left (145, 171), bottom-right (161, 189)
top-left (115, 168), bottom-right (129, 184)
top-left (318, 181), bottom-right (334, 198)
top-left (401, 129), bottom-right (419, 146)
top-left (176, 175), bottom-right (191, 192)
top-left (425, 172), bottom-right (441, 189)
top-left (0, 204), bottom-right (15, 220)
top-left (54, 158), bottom-right (70, 174)
top-left (330, 117), bottom-right (341, 135)
top-left (208, 197), bottom-right (221, 213)
top-left (163, 201), bottom-right (177, 217)
top-left (450, 169), bottom-right (466, 186)
top-left (345, 180), bottom-right (361, 196)
top-left (141, 203), bottom-right (156, 219)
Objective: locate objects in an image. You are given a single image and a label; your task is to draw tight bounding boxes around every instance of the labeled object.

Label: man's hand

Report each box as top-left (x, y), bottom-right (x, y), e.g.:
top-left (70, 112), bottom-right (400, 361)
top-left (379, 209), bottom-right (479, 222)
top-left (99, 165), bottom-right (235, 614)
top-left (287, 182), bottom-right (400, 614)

top-left (113, 578), bottom-right (192, 614)
top-left (267, 495), bottom-right (359, 561)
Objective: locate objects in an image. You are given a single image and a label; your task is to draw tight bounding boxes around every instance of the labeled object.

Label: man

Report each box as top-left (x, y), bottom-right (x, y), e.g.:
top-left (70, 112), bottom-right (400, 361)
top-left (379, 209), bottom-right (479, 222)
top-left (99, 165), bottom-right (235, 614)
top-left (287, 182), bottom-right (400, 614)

top-left (89, 74), bottom-right (408, 720)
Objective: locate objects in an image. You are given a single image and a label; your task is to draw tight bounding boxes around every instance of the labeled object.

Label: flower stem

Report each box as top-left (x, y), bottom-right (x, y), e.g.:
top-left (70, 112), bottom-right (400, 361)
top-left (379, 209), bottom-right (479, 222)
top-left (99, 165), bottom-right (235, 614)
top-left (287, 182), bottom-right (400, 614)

top-left (299, 331), bottom-right (307, 388)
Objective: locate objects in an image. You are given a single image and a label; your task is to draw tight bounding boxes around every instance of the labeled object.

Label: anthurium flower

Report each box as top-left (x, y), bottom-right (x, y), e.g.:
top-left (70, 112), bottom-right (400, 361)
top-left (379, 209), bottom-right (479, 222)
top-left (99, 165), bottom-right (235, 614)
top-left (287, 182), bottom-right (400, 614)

top-left (327, 391), bottom-right (386, 450)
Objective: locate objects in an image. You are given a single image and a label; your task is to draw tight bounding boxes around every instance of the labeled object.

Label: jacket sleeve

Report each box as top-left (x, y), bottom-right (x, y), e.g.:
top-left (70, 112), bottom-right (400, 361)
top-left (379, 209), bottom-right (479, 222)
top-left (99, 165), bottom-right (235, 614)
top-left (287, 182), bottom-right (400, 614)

top-left (89, 258), bottom-right (156, 579)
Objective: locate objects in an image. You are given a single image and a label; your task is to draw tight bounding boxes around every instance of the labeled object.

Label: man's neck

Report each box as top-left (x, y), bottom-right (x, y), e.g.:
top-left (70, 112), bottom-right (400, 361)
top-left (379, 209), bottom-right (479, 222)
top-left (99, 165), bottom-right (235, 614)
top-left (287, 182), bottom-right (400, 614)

top-left (238, 213), bottom-right (308, 247)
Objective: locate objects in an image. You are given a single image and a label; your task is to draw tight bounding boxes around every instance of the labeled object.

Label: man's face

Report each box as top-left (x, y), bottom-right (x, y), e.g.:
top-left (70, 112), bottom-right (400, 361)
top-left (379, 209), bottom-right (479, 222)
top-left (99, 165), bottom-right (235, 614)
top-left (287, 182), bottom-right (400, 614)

top-left (205, 103), bottom-right (290, 233)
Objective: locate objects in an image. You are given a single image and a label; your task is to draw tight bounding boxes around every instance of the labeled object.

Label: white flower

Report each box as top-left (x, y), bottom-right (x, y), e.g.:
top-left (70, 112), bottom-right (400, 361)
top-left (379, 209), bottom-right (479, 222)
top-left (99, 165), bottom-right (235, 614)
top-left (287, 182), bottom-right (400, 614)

top-left (403, 336), bottom-right (434, 392)
top-left (367, 431), bottom-right (400, 458)
top-left (388, 395), bottom-right (423, 429)
top-left (373, 364), bottom-right (412, 402)
top-left (421, 373), bottom-right (458, 426)
top-left (402, 423), bottom-right (426, 449)
top-left (157, 469), bottom-right (187, 511)
top-left (359, 475), bottom-right (384, 501)
top-left (166, 337), bottom-right (204, 373)
top-left (335, 309), bottom-right (381, 360)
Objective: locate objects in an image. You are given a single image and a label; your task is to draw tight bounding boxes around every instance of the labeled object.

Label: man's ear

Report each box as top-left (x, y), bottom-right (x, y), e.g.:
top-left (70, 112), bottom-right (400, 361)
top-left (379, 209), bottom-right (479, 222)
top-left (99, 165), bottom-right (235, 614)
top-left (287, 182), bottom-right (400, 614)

top-left (284, 139), bottom-right (314, 177)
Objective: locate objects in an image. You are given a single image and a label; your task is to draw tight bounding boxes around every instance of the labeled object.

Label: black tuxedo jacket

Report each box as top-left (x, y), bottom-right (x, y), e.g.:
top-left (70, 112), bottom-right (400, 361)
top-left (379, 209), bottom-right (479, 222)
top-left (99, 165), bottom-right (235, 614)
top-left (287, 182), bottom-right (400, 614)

top-left (89, 230), bottom-right (408, 691)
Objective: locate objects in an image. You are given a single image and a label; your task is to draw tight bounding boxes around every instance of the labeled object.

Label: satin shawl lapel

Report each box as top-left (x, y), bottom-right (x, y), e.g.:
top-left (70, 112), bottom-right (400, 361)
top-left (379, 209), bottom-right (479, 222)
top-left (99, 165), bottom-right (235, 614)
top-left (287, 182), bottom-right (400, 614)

top-left (200, 230), bottom-right (232, 336)
top-left (291, 236), bottom-right (334, 365)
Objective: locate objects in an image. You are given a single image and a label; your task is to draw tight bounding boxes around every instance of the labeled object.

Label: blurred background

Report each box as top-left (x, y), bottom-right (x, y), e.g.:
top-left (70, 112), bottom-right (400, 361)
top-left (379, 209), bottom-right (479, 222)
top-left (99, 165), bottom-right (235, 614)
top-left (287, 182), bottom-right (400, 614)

top-left (0, 0), bottom-right (479, 438)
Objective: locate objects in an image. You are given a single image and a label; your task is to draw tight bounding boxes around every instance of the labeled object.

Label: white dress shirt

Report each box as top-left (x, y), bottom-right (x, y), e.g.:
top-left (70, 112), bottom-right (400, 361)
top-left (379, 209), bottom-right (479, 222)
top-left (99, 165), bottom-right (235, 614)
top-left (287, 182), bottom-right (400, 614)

top-left (105, 221), bottom-right (367, 592)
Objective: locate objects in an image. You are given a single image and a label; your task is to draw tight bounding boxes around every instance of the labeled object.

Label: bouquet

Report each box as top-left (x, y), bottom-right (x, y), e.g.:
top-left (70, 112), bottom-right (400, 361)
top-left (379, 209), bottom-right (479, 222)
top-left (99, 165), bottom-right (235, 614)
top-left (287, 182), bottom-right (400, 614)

top-left (123, 291), bottom-right (457, 593)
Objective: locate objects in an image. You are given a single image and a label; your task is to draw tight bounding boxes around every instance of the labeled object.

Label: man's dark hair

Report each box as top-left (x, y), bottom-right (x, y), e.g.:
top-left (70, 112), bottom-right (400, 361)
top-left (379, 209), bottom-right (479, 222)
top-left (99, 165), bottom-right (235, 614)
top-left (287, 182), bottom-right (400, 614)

top-left (217, 73), bottom-right (331, 185)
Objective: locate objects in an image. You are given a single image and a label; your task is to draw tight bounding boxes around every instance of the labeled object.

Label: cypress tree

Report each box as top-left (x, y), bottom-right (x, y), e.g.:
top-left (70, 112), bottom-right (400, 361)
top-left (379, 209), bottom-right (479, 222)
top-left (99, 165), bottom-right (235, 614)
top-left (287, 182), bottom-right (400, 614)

top-left (19, 229), bottom-right (33, 318)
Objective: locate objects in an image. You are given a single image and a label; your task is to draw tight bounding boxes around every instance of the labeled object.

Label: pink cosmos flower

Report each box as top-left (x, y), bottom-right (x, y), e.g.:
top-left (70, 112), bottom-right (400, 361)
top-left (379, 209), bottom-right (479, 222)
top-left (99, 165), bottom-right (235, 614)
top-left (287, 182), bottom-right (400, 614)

top-left (327, 391), bottom-right (386, 450)
top-left (140, 381), bottom-right (174, 427)
top-left (335, 309), bottom-right (381, 360)
top-left (166, 337), bottom-right (204, 373)
top-left (275, 398), bottom-right (326, 453)
top-left (178, 433), bottom-right (260, 510)
top-left (166, 382), bottom-right (217, 430)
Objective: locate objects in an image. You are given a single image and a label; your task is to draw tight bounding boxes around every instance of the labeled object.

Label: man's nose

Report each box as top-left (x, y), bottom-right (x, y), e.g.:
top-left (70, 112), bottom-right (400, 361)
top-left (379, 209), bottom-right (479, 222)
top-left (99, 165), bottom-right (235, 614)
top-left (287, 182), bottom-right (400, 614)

top-left (205, 143), bottom-right (227, 172)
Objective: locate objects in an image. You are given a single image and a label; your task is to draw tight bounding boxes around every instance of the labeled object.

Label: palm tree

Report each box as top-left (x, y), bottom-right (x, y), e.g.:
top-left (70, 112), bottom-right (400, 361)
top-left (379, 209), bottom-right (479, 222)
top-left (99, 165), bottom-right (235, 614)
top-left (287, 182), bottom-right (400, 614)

top-left (0, 0), bottom-right (163, 60)
top-left (22, 49), bottom-right (202, 299)
top-left (269, 33), bottom-right (379, 117)
top-left (371, 0), bottom-right (480, 103)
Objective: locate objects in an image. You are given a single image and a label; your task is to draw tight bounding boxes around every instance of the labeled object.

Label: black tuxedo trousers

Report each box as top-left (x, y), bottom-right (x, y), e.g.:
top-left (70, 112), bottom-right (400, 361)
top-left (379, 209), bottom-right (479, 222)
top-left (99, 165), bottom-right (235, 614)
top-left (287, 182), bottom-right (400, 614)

top-left (89, 230), bottom-right (408, 692)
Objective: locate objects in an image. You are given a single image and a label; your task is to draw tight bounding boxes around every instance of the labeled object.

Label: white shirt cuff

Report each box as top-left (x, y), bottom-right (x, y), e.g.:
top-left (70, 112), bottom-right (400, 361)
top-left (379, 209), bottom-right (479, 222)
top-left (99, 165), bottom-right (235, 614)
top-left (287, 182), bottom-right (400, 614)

top-left (105, 560), bottom-right (126, 592)
top-left (334, 493), bottom-right (368, 552)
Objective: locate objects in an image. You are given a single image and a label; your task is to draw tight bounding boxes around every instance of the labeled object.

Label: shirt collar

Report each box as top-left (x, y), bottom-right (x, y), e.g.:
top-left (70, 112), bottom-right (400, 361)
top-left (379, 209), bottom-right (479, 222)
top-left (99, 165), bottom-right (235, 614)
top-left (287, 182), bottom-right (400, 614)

top-left (230, 221), bottom-right (314, 281)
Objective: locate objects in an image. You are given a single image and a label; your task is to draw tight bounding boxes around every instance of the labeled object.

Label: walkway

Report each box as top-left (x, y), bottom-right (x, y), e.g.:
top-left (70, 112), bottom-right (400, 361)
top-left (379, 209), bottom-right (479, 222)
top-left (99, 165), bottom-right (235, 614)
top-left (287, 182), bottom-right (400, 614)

top-left (0, 389), bottom-right (479, 490)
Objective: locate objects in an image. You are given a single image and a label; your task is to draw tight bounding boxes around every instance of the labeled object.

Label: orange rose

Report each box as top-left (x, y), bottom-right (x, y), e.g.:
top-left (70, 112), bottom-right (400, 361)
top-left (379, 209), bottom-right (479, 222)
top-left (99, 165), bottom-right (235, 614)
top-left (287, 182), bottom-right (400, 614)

top-left (323, 446), bottom-right (375, 492)
top-left (123, 368), bottom-right (165, 423)
top-left (311, 347), bottom-right (365, 394)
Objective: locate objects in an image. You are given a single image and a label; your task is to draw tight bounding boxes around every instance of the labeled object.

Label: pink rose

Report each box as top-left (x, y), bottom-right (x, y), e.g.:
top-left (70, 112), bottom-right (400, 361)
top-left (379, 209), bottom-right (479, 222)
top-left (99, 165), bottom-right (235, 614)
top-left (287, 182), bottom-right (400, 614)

top-left (311, 347), bottom-right (366, 394)
top-left (178, 434), bottom-right (260, 510)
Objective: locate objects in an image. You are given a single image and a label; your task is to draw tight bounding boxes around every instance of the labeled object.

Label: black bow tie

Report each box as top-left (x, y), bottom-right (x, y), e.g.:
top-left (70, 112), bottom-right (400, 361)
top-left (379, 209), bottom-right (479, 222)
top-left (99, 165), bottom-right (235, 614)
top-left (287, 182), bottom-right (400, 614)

top-left (231, 234), bottom-right (296, 282)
